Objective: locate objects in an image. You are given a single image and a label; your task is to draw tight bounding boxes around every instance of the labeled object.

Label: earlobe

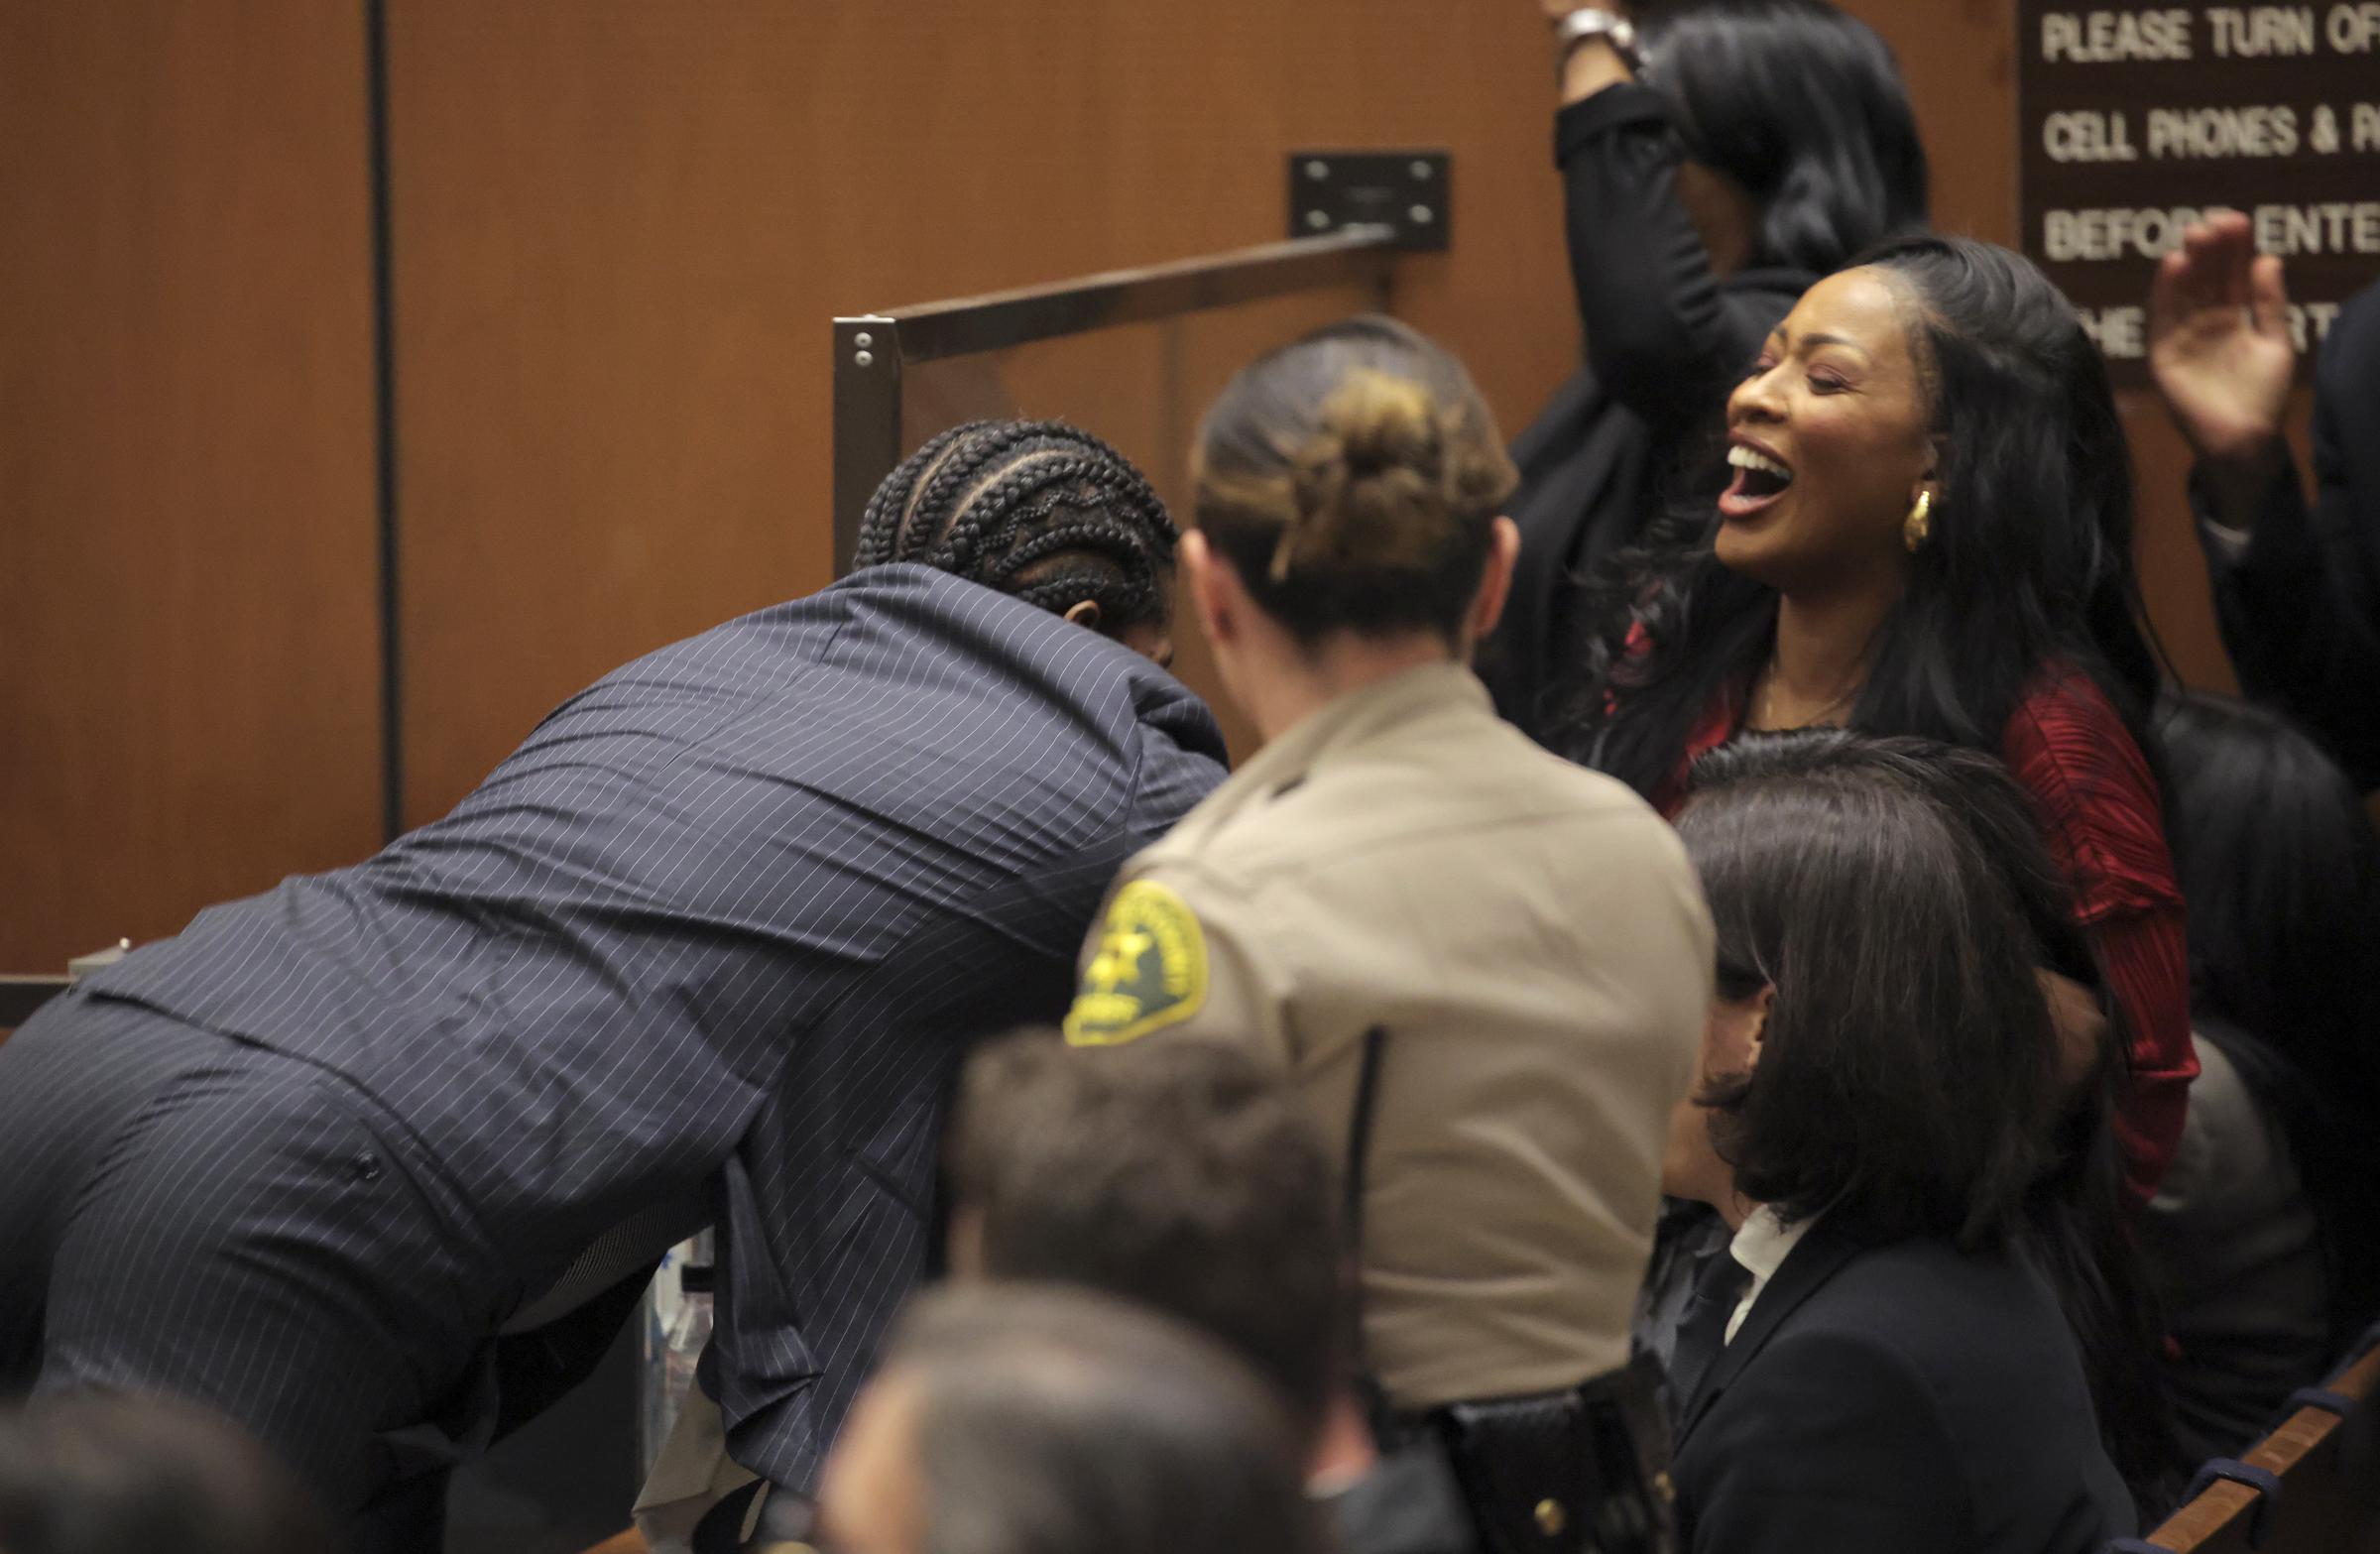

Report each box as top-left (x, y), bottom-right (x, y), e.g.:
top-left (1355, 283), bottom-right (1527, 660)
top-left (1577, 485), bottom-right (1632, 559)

top-left (1181, 532), bottom-right (1235, 647)
top-left (1745, 984), bottom-right (1776, 1064)
top-left (1467, 517), bottom-right (1523, 641)
top-left (1063, 599), bottom-right (1105, 632)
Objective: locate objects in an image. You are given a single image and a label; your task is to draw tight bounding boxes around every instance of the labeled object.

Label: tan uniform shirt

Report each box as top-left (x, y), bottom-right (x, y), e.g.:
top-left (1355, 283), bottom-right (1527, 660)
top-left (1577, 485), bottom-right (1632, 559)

top-left (1065, 663), bottom-right (1713, 1408)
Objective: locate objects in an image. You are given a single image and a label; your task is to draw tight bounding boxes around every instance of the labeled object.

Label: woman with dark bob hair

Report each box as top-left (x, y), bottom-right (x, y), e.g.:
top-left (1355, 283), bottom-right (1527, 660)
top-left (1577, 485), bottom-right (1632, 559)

top-left (1486, 0), bottom-right (1929, 735)
top-left (1661, 731), bottom-right (2137, 1553)
top-left (1558, 235), bottom-right (2195, 1211)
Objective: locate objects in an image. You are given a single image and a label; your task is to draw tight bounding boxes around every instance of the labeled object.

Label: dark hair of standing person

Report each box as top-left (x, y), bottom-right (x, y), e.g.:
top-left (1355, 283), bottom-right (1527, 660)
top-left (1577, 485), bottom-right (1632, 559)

top-left (853, 418), bottom-right (1177, 629)
top-left (1561, 236), bottom-right (2164, 802)
top-left (944, 1029), bottom-right (1345, 1438)
top-left (881, 1284), bottom-right (1327, 1554)
top-left (1637, 0), bottom-right (1931, 275)
top-left (1192, 314), bottom-right (1517, 646)
top-left (0, 1392), bottom-right (340, 1554)
top-left (2161, 689), bottom-right (2380, 1339)
top-left (1682, 731), bottom-right (2184, 1513)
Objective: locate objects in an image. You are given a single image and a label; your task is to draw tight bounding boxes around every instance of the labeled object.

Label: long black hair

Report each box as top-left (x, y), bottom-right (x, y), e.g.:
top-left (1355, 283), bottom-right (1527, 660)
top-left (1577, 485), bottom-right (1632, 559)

top-left (1558, 235), bottom-right (2163, 798)
top-left (2161, 689), bottom-right (2380, 1341)
top-left (1637, 0), bottom-right (1930, 275)
top-left (1685, 730), bottom-right (2184, 1515)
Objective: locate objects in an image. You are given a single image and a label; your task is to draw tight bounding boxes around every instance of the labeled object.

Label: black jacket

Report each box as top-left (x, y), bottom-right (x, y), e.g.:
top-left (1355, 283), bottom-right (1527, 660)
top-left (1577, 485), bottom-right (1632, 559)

top-left (2195, 279), bottom-right (2380, 790)
top-left (1483, 84), bottom-right (1809, 741)
top-left (1671, 1219), bottom-right (2134, 1554)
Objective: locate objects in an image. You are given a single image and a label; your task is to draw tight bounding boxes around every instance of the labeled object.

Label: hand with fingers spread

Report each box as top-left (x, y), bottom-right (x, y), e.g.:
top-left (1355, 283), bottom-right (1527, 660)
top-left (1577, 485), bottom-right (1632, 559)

top-left (2147, 212), bottom-right (2295, 473)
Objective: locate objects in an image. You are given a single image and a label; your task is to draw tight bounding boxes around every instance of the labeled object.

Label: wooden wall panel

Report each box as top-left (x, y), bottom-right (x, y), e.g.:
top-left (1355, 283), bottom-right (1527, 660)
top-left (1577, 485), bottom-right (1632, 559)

top-left (385, 0), bottom-right (1574, 815)
top-left (0, 3), bottom-right (383, 971)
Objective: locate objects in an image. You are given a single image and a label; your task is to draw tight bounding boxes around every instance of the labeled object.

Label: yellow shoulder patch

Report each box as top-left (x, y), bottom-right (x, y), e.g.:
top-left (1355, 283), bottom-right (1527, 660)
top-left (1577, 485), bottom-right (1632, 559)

top-left (1063, 879), bottom-right (1210, 1047)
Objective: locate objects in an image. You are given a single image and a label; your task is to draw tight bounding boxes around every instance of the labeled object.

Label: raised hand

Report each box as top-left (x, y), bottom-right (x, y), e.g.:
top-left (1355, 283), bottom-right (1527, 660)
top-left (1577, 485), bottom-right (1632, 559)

top-left (2147, 211), bottom-right (2295, 467)
top-left (1540, 2), bottom-right (1636, 31)
top-left (1545, 2), bottom-right (1637, 101)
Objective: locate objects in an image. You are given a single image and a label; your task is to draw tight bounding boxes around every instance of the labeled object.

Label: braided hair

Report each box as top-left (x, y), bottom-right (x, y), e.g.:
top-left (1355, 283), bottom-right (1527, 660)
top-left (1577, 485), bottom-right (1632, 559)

top-left (853, 419), bottom-right (1178, 630)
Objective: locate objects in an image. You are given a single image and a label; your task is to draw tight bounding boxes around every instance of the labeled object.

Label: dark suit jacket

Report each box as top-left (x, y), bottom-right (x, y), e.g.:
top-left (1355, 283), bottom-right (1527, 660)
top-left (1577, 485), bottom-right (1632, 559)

top-left (1481, 83), bottom-right (1809, 742)
top-left (84, 563), bottom-right (1227, 1488)
top-left (2196, 279), bottom-right (2380, 790)
top-left (1671, 1220), bottom-right (2134, 1554)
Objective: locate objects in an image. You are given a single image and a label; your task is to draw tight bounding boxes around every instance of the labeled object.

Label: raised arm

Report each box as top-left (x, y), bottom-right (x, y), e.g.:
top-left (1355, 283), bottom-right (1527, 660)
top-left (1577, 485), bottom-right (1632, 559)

top-left (2147, 211), bottom-right (2297, 527)
top-left (1543, 4), bottom-right (1771, 434)
top-left (2150, 218), bottom-right (2380, 787)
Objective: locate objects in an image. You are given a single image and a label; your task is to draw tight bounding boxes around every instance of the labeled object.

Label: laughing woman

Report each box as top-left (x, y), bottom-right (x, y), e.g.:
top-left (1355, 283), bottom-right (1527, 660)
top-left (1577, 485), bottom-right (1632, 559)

top-left (1484, 0), bottom-right (1928, 738)
top-left (1557, 234), bottom-right (2193, 1199)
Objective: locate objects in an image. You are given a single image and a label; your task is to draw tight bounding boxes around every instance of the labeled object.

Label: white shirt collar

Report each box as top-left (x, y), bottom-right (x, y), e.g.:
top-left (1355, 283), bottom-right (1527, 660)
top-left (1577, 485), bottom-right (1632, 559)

top-left (1723, 1207), bottom-right (1820, 1344)
top-left (1728, 1206), bottom-right (1813, 1283)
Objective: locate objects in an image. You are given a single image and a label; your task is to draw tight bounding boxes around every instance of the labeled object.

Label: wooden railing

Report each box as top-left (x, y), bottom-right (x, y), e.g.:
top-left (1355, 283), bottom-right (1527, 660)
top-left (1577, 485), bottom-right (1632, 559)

top-left (2118, 1331), bottom-right (2380, 1553)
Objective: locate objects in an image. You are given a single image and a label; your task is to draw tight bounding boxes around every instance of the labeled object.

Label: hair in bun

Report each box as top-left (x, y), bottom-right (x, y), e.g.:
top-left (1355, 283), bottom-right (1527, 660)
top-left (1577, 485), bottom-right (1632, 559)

top-left (1196, 316), bottom-right (1516, 645)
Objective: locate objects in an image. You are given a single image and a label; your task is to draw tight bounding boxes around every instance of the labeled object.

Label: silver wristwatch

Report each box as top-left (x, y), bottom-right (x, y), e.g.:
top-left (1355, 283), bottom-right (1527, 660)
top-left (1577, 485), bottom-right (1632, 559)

top-left (1553, 8), bottom-right (1645, 75)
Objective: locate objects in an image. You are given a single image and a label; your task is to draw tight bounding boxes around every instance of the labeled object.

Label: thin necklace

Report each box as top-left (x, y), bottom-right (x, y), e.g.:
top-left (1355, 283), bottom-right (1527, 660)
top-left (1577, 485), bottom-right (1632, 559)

top-left (1750, 658), bottom-right (1860, 730)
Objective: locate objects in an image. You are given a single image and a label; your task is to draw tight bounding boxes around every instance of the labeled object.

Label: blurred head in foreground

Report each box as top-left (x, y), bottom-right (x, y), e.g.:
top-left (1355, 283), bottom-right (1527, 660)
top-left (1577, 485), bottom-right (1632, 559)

top-left (816, 1284), bottom-right (1324, 1554)
top-left (944, 1028), bottom-right (1344, 1445)
top-left (0, 1391), bottom-right (338, 1554)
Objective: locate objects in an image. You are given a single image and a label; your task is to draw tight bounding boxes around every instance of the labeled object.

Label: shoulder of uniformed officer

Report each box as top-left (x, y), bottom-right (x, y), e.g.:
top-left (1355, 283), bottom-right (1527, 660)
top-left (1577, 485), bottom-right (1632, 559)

top-left (1063, 860), bottom-right (1265, 1049)
top-left (1111, 849), bottom-right (1270, 915)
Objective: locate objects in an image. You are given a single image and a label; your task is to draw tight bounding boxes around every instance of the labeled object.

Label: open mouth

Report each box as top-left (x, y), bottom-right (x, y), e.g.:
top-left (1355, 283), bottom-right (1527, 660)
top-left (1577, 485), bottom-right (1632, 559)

top-left (1721, 441), bottom-right (1794, 519)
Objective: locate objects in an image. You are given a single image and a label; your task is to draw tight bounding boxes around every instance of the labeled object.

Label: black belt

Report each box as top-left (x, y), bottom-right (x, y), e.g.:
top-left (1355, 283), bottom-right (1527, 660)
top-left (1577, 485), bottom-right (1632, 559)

top-left (1341, 1027), bottom-right (1677, 1554)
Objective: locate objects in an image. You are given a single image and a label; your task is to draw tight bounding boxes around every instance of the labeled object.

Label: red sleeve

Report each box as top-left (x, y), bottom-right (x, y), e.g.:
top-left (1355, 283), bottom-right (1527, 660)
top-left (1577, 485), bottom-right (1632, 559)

top-left (1651, 683), bottom-right (1744, 819)
top-left (2002, 672), bottom-right (2197, 1207)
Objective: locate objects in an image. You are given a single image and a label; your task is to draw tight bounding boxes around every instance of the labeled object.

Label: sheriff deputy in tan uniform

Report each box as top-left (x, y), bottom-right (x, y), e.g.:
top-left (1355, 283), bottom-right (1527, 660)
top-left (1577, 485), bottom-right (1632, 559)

top-left (1063, 319), bottom-right (1713, 1535)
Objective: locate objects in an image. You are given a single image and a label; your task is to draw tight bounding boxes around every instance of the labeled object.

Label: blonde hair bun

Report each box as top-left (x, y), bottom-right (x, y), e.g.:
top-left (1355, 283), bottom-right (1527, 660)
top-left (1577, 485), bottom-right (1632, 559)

top-left (1282, 370), bottom-right (1454, 576)
top-left (1194, 315), bottom-right (1516, 632)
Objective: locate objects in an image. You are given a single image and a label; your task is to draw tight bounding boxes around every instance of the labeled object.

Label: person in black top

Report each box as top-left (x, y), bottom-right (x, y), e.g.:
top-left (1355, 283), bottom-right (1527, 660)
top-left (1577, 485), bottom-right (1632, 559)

top-left (1486, 0), bottom-right (1929, 738)
top-left (2140, 689), bottom-right (2380, 1460)
top-left (2147, 212), bottom-right (2380, 790)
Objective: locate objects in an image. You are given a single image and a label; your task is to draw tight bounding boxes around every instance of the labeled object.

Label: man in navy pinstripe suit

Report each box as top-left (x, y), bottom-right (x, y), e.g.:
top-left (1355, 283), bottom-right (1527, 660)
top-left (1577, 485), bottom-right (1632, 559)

top-left (0, 421), bottom-right (1225, 1550)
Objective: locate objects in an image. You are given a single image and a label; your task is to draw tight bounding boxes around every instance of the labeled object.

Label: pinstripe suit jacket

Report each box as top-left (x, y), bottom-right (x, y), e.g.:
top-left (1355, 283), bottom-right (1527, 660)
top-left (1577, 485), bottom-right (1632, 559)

top-left (84, 563), bottom-right (1228, 1488)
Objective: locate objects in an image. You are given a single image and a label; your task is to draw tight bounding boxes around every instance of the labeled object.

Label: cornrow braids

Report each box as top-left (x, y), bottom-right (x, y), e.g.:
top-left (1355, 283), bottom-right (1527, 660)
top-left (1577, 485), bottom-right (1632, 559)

top-left (851, 419), bottom-right (1179, 631)
top-left (854, 422), bottom-right (972, 570)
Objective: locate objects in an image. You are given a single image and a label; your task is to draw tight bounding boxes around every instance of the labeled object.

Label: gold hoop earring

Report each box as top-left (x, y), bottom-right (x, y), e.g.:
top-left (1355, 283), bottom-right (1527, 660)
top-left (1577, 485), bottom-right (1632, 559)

top-left (1903, 490), bottom-right (1935, 553)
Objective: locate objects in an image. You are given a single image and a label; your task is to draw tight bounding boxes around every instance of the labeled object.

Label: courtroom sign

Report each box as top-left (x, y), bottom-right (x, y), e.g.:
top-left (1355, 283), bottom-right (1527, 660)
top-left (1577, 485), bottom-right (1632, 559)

top-left (2019, 2), bottom-right (2380, 380)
